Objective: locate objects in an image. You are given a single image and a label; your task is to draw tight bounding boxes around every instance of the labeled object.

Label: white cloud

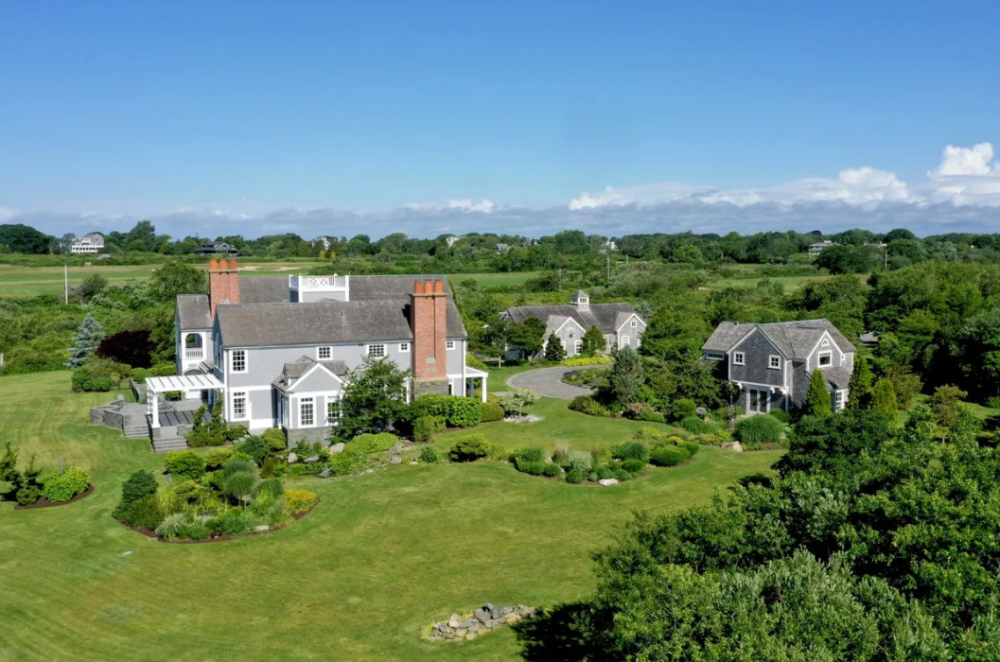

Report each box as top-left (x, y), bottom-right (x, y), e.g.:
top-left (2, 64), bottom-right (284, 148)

top-left (405, 198), bottom-right (496, 213)
top-left (0, 206), bottom-right (18, 222)
top-left (929, 143), bottom-right (999, 177)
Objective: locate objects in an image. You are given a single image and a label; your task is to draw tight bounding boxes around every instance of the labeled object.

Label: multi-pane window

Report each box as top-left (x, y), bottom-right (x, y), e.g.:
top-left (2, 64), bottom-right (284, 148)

top-left (631, 319), bottom-right (637, 327)
top-left (232, 392), bottom-right (247, 419)
top-left (621, 336), bottom-right (630, 347)
top-left (705, 351), bottom-right (724, 361)
top-left (769, 355), bottom-right (781, 369)
top-left (299, 397), bottom-right (315, 427)
top-left (318, 346), bottom-right (332, 360)
top-left (818, 352), bottom-right (832, 367)
top-left (446, 340), bottom-right (456, 350)
top-left (834, 390), bottom-right (845, 411)
top-left (231, 350), bottom-right (247, 373)
top-left (574, 340), bottom-right (583, 354)
top-left (367, 344), bottom-right (386, 357)
top-left (399, 342), bottom-right (410, 352)
top-left (733, 352), bottom-right (745, 365)
top-left (327, 398), bottom-right (340, 425)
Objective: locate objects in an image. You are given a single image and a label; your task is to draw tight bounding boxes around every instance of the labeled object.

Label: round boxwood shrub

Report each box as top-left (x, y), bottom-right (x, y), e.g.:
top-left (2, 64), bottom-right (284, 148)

top-left (204, 447), bottom-right (234, 469)
top-left (414, 416), bottom-right (436, 442)
top-left (481, 402), bottom-right (505, 423)
top-left (262, 428), bottom-right (287, 452)
top-left (448, 434), bottom-right (491, 462)
top-left (650, 446), bottom-right (691, 467)
top-left (344, 432), bottom-right (398, 457)
top-left (682, 441), bottom-right (700, 457)
top-left (420, 445), bottom-right (440, 464)
top-left (164, 450), bottom-right (207, 479)
top-left (735, 415), bottom-right (785, 446)
top-left (565, 469), bottom-right (585, 484)
top-left (41, 467), bottom-right (91, 502)
top-left (622, 458), bottom-right (648, 475)
top-left (448, 397), bottom-right (482, 428)
top-left (671, 398), bottom-right (698, 420)
top-left (542, 463), bottom-right (562, 478)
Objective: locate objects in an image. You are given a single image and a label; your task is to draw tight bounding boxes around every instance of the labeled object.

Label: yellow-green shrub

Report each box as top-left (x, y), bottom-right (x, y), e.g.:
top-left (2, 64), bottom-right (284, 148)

top-left (284, 489), bottom-right (318, 513)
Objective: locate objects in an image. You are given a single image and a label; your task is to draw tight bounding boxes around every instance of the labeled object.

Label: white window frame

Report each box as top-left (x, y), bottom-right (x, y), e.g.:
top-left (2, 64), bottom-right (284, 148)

top-left (317, 346), bottom-right (332, 360)
top-left (230, 349), bottom-right (247, 373)
top-left (768, 355), bottom-right (781, 370)
top-left (631, 319), bottom-right (637, 328)
top-left (732, 351), bottom-right (745, 365)
top-left (231, 391), bottom-right (249, 420)
top-left (446, 340), bottom-right (456, 350)
top-left (326, 396), bottom-right (341, 426)
top-left (621, 335), bottom-right (630, 347)
top-left (705, 351), bottom-right (724, 361)
top-left (574, 340), bottom-right (583, 354)
top-left (299, 397), bottom-right (315, 428)
top-left (399, 342), bottom-right (410, 353)
top-left (817, 350), bottom-right (833, 368)
top-left (366, 344), bottom-right (386, 358)
top-left (834, 389), bottom-right (845, 411)
top-left (840, 353), bottom-right (847, 366)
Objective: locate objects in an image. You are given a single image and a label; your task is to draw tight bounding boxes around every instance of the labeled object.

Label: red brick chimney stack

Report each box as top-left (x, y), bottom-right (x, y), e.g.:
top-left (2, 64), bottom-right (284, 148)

top-left (209, 258), bottom-right (241, 316)
top-left (411, 278), bottom-right (449, 387)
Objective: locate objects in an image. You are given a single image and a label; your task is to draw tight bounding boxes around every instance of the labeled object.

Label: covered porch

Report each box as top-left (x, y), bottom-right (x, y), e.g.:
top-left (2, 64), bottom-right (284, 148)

top-left (145, 374), bottom-right (226, 429)
top-left (461, 367), bottom-right (489, 402)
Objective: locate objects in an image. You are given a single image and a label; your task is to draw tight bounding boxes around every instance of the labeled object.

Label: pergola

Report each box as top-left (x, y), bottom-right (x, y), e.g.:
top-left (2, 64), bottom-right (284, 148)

top-left (145, 374), bottom-right (225, 428)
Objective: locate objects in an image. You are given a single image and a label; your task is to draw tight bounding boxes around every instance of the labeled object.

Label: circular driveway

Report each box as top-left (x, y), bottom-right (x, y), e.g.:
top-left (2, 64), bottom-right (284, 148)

top-left (506, 365), bottom-right (601, 400)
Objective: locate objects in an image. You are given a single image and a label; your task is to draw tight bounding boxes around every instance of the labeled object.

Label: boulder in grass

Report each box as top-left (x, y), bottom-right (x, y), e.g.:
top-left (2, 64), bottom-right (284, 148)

top-left (329, 443), bottom-right (345, 454)
top-left (287, 452), bottom-right (298, 464)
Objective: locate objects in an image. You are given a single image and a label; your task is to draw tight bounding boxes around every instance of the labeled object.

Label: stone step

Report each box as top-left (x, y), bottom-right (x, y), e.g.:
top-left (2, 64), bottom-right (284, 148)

top-left (152, 440), bottom-right (189, 453)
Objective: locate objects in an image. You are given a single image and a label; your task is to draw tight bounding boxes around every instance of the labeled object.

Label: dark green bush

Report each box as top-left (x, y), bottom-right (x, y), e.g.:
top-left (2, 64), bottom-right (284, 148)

top-left (682, 441), bottom-right (700, 457)
top-left (114, 470), bottom-right (157, 519)
top-left (217, 508), bottom-right (255, 536)
top-left (569, 395), bottom-right (610, 417)
top-left (180, 521), bottom-right (210, 540)
top-left (83, 377), bottom-right (112, 392)
top-left (650, 446), bottom-right (691, 467)
top-left (235, 436), bottom-right (269, 465)
top-left (679, 416), bottom-right (713, 434)
top-left (515, 459), bottom-right (546, 475)
top-left (414, 416), bottom-right (436, 442)
top-left (671, 398), bottom-right (698, 420)
top-left (566, 469), bottom-right (585, 484)
top-left (481, 402), bottom-right (505, 422)
top-left (512, 447), bottom-right (546, 464)
top-left (736, 415), bottom-right (785, 446)
top-left (260, 456), bottom-right (285, 478)
top-left (124, 495), bottom-right (164, 530)
top-left (611, 441), bottom-right (650, 463)
top-left (164, 450), bottom-right (206, 479)
top-left (542, 463), bottom-right (562, 478)
top-left (16, 485), bottom-right (41, 506)
top-left (637, 410), bottom-right (666, 424)
top-left (262, 428), bottom-right (287, 452)
top-left (419, 445), bottom-right (440, 464)
top-left (622, 458), bottom-right (648, 474)
top-left (448, 434), bottom-right (491, 462)
top-left (613, 468), bottom-right (631, 482)
top-left (448, 397), bottom-right (482, 427)
top-left (596, 465), bottom-right (614, 480)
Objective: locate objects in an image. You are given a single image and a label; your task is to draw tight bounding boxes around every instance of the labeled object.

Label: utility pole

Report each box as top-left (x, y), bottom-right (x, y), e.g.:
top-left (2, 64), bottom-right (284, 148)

top-left (607, 254), bottom-right (611, 283)
top-left (64, 264), bottom-right (69, 305)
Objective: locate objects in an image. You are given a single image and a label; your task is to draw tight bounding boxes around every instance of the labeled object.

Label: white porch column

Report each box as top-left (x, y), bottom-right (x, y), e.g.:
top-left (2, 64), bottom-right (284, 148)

top-left (151, 392), bottom-right (160, 429)
top-left (482, 376), bottom-right (487, 403)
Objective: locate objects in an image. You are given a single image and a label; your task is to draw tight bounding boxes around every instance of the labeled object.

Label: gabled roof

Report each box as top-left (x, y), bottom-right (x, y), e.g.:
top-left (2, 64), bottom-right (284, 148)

top-left (823, 366), bottom-right (852, 390)
top-left (702, 319), bottom-right (856, 359)
top-left (272, 355), bottom-right (349, 392)
top-left (240, 277), bottom-right (290, 304)
top-left (176, 294), bottom-right (212, 329)
top-left (505, 302), bottom-right (635, 335)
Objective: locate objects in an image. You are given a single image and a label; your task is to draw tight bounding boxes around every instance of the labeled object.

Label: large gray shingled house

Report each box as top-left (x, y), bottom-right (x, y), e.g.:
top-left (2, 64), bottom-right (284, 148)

top-left (502, 290), bottom-right (646, 357)
top-left (702, 319), bottom-right (856, 414)
top-left (165, 259), bottom-right (486, 444)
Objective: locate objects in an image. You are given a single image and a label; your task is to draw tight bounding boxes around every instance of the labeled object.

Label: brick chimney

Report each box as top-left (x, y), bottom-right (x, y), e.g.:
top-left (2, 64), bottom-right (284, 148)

top-left (209, 258), bottom-right (241, 316)
top-left (410, 279), bottom-right (449, 392)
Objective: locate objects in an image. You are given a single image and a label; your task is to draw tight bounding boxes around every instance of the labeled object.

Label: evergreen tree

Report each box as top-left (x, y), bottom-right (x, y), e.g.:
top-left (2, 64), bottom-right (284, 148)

top-left (846, 355), bottom-right (873, 410)
top-left (871, 378), bottom-right (898, 416)
top-left (636, 300), bottom-right (653, 322)
top-left (805, 369), bottom-right (833, 418)
top-left (581, 326), bottom-right (606, 356)
top-left (66, 313), bottom-right (105, 368)
top-left (544, 335), bottom-right (566, 362)
top-left (609, 347), bottom-right (644, 405)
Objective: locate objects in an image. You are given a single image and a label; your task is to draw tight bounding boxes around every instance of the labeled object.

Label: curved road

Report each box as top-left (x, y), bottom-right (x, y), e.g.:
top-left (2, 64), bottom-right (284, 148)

top-left (506, 365), bottom-right (602, 400)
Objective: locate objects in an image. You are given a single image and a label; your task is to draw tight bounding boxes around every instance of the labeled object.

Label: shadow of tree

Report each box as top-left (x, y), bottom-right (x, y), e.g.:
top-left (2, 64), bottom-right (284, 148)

top-left (511, 601), bottom-right (593, 662)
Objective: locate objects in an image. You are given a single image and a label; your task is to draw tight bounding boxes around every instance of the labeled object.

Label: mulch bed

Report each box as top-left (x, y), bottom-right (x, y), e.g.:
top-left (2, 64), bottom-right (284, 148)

top-left (13, 484), bottom-right (96, 510)
top-left (118, 499), bottom-right (319, 544)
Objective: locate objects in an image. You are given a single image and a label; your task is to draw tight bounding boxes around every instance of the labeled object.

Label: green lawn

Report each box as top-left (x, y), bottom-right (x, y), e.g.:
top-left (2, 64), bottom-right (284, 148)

top-left (449, 272), bottom-right (541, 289)
top-left (0, 371), bottom-right (779, 662)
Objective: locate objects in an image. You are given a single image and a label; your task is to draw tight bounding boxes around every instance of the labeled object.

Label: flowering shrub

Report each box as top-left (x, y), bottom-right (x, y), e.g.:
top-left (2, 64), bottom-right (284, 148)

top-left (284, 489), bottom-right (319, 514)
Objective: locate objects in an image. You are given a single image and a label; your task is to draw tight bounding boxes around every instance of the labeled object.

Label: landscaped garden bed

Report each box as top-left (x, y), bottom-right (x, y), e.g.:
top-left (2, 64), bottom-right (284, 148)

top-left (1, 442), bottom-right (94, 508)
top-left (14, 483), bottom-right (95, 510)
top-left (425, 602), bottom-right (537, 642)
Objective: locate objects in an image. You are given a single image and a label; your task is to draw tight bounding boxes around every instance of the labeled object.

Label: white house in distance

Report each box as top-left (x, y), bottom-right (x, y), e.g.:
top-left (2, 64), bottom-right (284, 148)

top-left (70, 233), bottom-right (105, 254)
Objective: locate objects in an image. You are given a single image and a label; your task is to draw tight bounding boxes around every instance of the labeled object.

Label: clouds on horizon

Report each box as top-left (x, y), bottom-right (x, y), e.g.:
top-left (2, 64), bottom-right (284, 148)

top-left (5, 143), bottom-right (1000, 241)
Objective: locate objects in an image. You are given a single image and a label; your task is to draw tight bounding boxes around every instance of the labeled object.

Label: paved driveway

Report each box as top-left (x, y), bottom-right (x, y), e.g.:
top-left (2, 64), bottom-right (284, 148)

top-left (506, 365), bottom-right (601, 400)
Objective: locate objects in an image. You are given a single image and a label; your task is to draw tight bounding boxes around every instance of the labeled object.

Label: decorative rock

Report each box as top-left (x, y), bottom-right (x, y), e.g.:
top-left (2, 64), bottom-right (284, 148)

top-left (391, 442), bottom-right (404, 453)
top-left (304, 455), bottom-right (320, 463)
top-left (318, 468), bottom-right (331, 478)
top-left (459, 619), bottom-right (477, 629)
top-left (436, 624), bottom-right (453, 635)
top-left (465, 631), bottom-right (477, 640)
top-left (254, 525), bottom-right (270, 532)
top-left (730, 441), bottom-right (743, 453)
top-left (504, 613), bottom-right (520, 624)
top-left (474, 608), bottom-right (490, 621)
top-left (329, 442), bottom-right (345, 455)
top-left (599, 478), bottom-right (619, 486)
top-left (448, 614), bottom-right (461, 628)
top-left (409, 461), bottom-right (418, 465)
top-left (366, 468), bottom-right (374, 473)
top-left (390, 456), bottom-right (402, 465)
top-left (287, 452), bottom-right (299, 464)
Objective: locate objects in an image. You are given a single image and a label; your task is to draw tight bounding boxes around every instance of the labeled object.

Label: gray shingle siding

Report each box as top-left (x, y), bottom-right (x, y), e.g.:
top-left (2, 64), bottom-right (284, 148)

top-left (729, 329), bottom-right (785, 388)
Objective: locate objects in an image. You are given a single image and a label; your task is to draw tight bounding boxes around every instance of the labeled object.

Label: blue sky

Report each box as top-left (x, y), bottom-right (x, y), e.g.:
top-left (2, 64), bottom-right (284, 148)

top-left (2, 0), bottom-right (999, 238)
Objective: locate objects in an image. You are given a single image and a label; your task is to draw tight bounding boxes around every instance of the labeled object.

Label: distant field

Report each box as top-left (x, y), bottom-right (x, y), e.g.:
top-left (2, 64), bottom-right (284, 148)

top-left (0, 262), bottom-right (322, 297)
top-left (705, 274), bottom-right (839, 293)
top-left (449, 272), bottom-right (541, 288)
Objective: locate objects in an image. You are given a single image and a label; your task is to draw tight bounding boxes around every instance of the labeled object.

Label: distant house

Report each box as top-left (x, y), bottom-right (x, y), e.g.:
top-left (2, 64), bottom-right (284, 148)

top-left (70, 233), bottom-right (105, 255)
top-left (445, 236), bottom-right (460, 247)
top-left (702, 319), bottom-right (856, 414)
top-left (196, 242), bottom-right (239, 257)
top-left (602, 239), bottom-right (617, 252)
top-left (494, 243), bottom-right (510, 254)
top-left (502, 290), bottom-right (646, 357)
top-left (310, 236), bottom-right (331, 250)
top-left (808, 241), bottom-right (837, 257)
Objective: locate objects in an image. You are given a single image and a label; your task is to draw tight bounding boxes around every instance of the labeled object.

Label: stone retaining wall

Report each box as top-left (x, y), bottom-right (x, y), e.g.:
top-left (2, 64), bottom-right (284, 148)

top-left (427, 603), bottom-right (535, 642)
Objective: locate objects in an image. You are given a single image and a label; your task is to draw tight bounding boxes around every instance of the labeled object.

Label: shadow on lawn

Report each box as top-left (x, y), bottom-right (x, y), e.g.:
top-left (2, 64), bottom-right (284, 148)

top-left (511, 601), bottom-right (593, 662)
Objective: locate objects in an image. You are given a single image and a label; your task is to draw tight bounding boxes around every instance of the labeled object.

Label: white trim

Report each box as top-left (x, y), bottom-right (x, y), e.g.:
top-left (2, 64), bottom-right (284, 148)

top-left (730, 325), bottom-right (786, 360)
top-left (225, 385), bottom-right (272, 392)
top-left (768, 355), bottom-right (781, 370)
top-left (297, 396), bottom-right (316, 428)
top-left (746, 387), bottom-right (771, 414)
top-left (247, 417), bottom-right (275, 429)
top-left (817, 350), bottom-right (833, 368)
top-left (446, 340), bottom-right (456, 350)
top-left (399, 342), bottom-right (410, 353)
top-left (285, 361), bottom-right (345, 393)
top-left (317, 346), bottom-right (332, 360)
top-left (574, 339), bottom-right (583, 354)
top-left (620, 336), bottom-right (630, 348)
top-left (732, 351), bottom-right (745, 365)
top-left (804, 330), bottom-right (835, 365)
top-left (231, 390), bottom-right (250, 421)
top-left (833, 389), bottom-right (846, 412)
top-left (704, 351), bottom-right (725, 361)
top-left (732, 379), bottom-right (788, 391)
top-left (551, 316), bottom-right (586, 337)
top-left (615, 312), bottom-right (643, 333)
top-left (230, 349), bottom-right (248, 373)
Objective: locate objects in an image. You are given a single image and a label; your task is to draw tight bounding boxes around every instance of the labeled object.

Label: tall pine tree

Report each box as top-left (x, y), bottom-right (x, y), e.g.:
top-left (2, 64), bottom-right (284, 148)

top-left (871, 378), bottom-right (899, 416)
top-left (544, 336), bottom-right (566, 362)
top-left (805, 369), bottom-right (833, 418)
top-left (609, 347), bottom-right (644, 405)
top-left (66, 313), bottom-right (105, 368)
top-left (846, 355), bottom-right (873, 410)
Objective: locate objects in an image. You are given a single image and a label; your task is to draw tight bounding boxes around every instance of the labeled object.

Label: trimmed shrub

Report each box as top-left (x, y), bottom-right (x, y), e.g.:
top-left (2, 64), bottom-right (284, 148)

top-left (682, 441), bottom-right (700, 457)
top-left (542, 463), bottom-right (562, 478)
top-left (114, 470), bottom-right (157, 519)
top-left (679, 416), bottom-right (713, 435)
top-left (735, 415), bottom-right (785, 446)
top-left (343, 432), bottom-right (398, 457)
top-left (225, 424), bottom-right (248, 442)
top-left (466, 353), bottom-right (489, 371)
top-left (566, 469), bottom-right (585, 483)
top-left (569, 395), bottom-right (610, 417)
top-left (596, 465), bottom-right (614, 480)
top-left (448, 397), bottom-right (482, 427)
top-left (562, 356), bottom-right (611, 366)
top-left (235, 436), bottom-right (269, 465)
top-left (155, 512), bottom-right (188, 540)
top-left (448, 434), bottom-right (491, 462)
top-left (409, 395), bottom-right (450, 430)
top-left (40, 468), bottom-right (91, 502)
top-left (514, 459), bottom-right (546, 475)
top-left (124, 495), bottom-right (164, 530)
top-left (769, 409), bottom-right (792, 424)
top-left (414, 416), bottom-right (436, 442)
top-left (16, 485), bottom-right (41, 506)
top-left (671, 398), bottom-right (698, 420)
top-left (481, 401), bottom-right (505, 422)
top-left (613, 468), bottom-right (631, 482)
top-left (420, 445), bottom-right (440, 463)
top-left (262, 428), bottom-right (287, 452)
top-left (637, 411), bottom-right (666, 424)
top-left (204, 447), bottom-right (234, 469)
top-left (622, 458), bottom-right (648, 474)
top-left (612, 441), bottom-right (650, 463)
top-left (164, 450), bottom-right (206, 479)
top-left (650, 446), bottom-right (691, 467)
top-left (284, 489), bottom-right (318, 513)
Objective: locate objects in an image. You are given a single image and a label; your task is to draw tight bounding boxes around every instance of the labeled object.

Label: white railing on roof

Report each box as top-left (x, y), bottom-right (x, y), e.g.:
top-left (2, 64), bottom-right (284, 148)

top-left (289, 274), bottom-right (349, 291)
top-left (185, 348), bottom-right (203, 360)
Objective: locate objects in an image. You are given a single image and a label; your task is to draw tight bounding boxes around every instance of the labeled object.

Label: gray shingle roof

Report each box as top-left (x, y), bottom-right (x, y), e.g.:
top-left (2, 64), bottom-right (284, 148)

top-left (176, 295), bottom-right (212, 329)
top-left (823, 366), bottom-right (852, 390)
top-left (273, 356), bottom-right (350, 391)
top-left (240, 277), bottom-right (290, 304)
top-left (702, 319), bottom-right (856, 358)
top-left (505, 303), bottom-right (634, 335)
